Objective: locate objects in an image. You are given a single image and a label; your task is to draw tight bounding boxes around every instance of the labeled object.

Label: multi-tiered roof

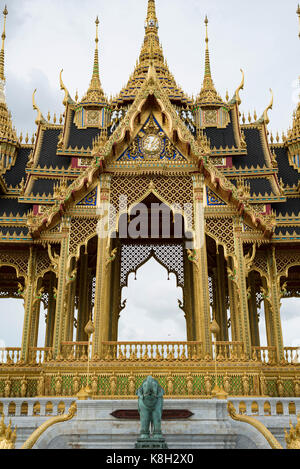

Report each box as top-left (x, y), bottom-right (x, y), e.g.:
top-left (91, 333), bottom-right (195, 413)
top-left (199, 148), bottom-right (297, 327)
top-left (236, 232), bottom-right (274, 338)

top-left (0, 1), bottom-right (298, 243)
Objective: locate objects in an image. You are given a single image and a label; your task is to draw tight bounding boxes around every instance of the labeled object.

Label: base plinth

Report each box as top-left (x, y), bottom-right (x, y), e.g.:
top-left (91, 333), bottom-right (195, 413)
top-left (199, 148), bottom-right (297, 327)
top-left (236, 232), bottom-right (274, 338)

top-left (135, 437), bottom-right (168, 449)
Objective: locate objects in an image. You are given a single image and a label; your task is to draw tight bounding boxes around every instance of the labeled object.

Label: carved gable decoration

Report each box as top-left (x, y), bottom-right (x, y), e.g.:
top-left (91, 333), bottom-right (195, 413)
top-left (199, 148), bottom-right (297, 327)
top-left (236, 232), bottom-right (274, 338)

top-left (117, 115), bottom-right (186, 162)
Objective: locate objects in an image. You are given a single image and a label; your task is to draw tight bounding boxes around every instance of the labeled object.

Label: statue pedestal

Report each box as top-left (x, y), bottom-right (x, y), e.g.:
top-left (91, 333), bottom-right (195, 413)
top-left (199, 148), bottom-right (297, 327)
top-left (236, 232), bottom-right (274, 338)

top-left (135, 437), bottom-right (168, 449)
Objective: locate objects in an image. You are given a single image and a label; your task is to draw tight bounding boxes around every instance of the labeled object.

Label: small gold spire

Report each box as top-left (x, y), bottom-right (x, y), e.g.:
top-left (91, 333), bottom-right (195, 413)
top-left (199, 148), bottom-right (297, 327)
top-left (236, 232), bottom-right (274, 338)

top-left (297, 4), bottom-right (300, 39)
top-left (195, 16), bottom-right (224, 107)
top-left (80, 16), bottom-right (107, 106)
top-left (204, 15), bottom-right (211, 79)
top-left (0, 5), bottom-right (7, 82)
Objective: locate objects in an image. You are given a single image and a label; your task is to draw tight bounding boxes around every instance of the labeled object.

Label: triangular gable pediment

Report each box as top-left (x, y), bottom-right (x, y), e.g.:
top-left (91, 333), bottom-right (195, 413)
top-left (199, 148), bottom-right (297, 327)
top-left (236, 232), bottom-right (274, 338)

top-left (93, 64), bottom-right (208, 166)
top-left (116, 114), bottom-right (187, 164)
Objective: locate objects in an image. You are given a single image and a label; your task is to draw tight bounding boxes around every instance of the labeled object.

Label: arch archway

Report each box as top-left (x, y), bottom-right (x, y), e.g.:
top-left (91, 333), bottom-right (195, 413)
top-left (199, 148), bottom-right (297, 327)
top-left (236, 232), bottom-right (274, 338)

top-left (118, 256), bottom-right (186, 342)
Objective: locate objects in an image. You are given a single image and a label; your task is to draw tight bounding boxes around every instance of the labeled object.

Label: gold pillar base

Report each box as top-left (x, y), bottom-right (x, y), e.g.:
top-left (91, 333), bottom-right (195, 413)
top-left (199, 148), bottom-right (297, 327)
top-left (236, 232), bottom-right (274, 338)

top-left (211, 385), bottom-right (228, 400)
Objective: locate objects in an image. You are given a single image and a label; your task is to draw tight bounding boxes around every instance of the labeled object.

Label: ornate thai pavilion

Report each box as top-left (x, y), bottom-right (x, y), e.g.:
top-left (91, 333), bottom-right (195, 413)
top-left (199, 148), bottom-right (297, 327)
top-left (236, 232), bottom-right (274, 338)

top-left (0, 0), bottom-right (299, 400)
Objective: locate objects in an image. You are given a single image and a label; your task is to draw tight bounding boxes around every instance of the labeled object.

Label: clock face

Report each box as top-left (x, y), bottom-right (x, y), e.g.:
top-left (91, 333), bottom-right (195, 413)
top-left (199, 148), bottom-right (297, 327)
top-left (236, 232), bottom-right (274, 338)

top-left (142, 134), bottom-right (162, 156)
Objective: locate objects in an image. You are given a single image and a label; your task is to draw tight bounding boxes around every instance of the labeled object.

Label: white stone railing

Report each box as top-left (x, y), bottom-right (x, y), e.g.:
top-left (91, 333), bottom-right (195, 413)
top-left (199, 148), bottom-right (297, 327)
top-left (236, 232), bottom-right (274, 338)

top-left (0, 398), bottom-right (76, 417)
top-left (228, 397), bottom-right (300, 417)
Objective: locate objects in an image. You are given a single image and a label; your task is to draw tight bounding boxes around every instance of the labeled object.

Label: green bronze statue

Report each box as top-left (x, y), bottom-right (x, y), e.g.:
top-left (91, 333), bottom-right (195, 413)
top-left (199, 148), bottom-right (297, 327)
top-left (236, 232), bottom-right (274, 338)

top-left (135, 376), bottom-right (168, 448)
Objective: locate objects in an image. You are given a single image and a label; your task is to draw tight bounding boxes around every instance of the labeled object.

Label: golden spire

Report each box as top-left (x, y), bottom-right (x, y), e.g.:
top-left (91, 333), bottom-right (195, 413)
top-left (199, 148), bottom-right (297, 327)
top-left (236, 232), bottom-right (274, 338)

top-left (195, 16), bottom-right (224, 107)
top-left (145, 0), bottom-right (159, 36)
top-left (0, 5), bottom-right (7, 82)
top-left (204, 16), bottom-right (212, 80)
top-left (0, 5), bottom-right (18, 153)
top-left (80, 16), bottom-right (107, 106)
top-left (111, 0), bottom-right (192, 107)
top-left (297, 4), bottom-right (300, 39)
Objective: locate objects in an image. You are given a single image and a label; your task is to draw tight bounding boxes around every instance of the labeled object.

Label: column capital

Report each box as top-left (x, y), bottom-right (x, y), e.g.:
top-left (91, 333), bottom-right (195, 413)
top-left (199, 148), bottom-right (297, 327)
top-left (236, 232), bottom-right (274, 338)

top-left (192, 173), bottom-right (205, 190)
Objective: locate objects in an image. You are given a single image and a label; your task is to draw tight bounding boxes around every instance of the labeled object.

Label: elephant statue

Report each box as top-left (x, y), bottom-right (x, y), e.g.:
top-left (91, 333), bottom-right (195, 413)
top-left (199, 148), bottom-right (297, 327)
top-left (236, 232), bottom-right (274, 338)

top-left (137, 376), bottom-right (165, 440)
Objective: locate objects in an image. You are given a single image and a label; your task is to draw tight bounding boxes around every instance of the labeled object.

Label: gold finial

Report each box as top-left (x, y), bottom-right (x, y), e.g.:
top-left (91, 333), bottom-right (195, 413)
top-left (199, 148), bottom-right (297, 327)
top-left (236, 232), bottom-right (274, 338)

top-left (0, 5), bottom-right (8, 82)
top-left (145, 0), bottom-right (158, 35)
top-left (32, 89), bottom-right (46, 125)
top-left (257, 88), bottom-right (273, 125)
top-left (297, 4), bottom-right (300, 39)
top-left (230, 69), bottom-right (244, 106)
top-left (60, 69), bottom-right (74, 106)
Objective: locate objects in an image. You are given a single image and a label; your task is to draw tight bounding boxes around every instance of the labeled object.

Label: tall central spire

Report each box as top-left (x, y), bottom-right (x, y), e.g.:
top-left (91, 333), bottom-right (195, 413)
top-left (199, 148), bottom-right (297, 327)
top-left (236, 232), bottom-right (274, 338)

top-left (112, 0), bottom-right (192, 108)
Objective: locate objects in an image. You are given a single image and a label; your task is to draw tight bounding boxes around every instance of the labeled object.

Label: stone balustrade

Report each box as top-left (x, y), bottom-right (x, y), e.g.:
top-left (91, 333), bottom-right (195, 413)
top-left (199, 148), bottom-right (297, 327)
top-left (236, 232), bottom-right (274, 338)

top-left (0, 343), bottom-right (299, 365)
top-left (102, 341), bottom-right (203, 361)
top-left (228, 397), bottom-right (300, 417)
top-left (0, 398), bottom-right (75, 417)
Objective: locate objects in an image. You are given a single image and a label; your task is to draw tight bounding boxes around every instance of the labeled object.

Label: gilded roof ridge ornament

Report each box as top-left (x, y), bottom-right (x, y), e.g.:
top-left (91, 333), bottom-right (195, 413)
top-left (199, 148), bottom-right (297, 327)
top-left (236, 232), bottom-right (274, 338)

top-left (257, 88), bottom-right (273, 125)
top-left (229, 69), bottom-right (244, 106)
top-left (32, 89), bottom-right (46, 125)
top-left (59, 69), bottom-right (75, 106)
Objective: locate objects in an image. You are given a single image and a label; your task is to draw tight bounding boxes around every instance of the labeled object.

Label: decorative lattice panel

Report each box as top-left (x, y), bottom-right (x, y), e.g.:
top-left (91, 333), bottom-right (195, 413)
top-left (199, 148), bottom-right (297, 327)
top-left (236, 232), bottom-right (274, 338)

top-left (110, 175), bottom-right (194, 231)
top-left (36, 252), bottom-right (53, 278)
top-left (252, 252), bottom-right (268, 276)
top-left (205, 217), bottom-right (235, 255)
top-left (120, 243), bottom-right (184, 287)
top-left (276, 250), bottom-right (300, 277)
top-left (69, 217), bottom-right (99, 257)
top-left (0, 251), bottom-right (29, 278)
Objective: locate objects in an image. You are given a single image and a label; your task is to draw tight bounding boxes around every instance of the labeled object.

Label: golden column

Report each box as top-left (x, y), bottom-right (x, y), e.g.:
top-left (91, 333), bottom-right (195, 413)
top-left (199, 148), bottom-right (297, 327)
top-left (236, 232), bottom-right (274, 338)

top-left (52, 216), bottom-right (70, 358)
top-left (183, 250), bottom-right (195, 342)
top-left (44, 273), bottom-right (56, 348)
top-left (76, 249), bottom-right (90, 341)
top-left (227, 264), bottom-right (240, 342)
top-left (92, 175), bottom-right (112, 359)
top-left (248, 272), bottom-right (260, 347)
top-left (266, 247), bottom-right (284, 362)
top-left (214, 247), bottom-right (229, 341)
top-left (191, 174), bottom-right (212, 356)
top-left (21, 247), bottom-right (38, 362)
top-left (109, 240), bottom-right (122, 341)
top-left (63, 258), bottom-right (77, 342)
top-left (232, 216), bottom-right (252, 358)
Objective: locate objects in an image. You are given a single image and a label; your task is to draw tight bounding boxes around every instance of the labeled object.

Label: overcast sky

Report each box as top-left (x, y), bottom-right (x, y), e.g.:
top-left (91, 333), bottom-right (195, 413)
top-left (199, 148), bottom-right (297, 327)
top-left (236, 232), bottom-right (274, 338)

top-left (0, 0), bottom-right (299, 349)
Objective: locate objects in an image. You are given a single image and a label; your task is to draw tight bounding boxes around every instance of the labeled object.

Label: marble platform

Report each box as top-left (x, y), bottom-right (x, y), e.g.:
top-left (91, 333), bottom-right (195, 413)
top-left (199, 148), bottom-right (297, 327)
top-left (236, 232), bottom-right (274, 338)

top-left (2, 397), bottom-right (299, 449)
